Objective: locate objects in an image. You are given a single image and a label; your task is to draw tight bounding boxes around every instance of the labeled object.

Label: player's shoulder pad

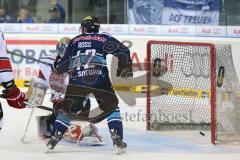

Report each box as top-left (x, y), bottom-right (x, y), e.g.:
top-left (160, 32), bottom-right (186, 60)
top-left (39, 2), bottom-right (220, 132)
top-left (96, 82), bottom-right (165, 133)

top-left (73, 34), bottom-right (81, 39)
top-left (71, 34), bottom-right (83, 44)
top-left (100, 32), bottom-right (112, 38)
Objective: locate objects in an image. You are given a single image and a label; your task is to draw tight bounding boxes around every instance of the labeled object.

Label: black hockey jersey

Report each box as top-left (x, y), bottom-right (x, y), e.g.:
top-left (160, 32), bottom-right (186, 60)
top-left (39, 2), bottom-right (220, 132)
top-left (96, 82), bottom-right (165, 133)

top-left (56, 32), bottom-right (132, 87)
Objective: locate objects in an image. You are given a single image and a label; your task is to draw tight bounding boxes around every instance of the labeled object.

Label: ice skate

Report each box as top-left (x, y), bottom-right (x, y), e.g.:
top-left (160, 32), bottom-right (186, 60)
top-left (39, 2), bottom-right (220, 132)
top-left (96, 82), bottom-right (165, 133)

top-left (110, 129), bottom-right (127, 155)
top-left (46, 131), bottom-right (63, 150)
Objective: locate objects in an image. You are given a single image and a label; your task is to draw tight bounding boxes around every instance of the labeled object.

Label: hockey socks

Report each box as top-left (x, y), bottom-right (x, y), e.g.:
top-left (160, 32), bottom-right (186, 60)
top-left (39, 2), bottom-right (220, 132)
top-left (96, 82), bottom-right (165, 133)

top-left (108, 112), bottom-right (127, 155)
top-left (51, 114), bottom-right (70, 135)
top-left (107, 107), bottom-right (123, 139)
top-left (107, 107), bottom-right (127, 154)
top-left (47, 114), bottom-right (70, 150)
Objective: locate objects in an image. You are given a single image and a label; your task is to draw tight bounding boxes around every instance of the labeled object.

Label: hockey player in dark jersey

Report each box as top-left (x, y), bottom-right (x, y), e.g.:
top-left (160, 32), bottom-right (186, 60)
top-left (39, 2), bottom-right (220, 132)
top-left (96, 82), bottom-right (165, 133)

top-left (47, 16), bottom-right (132, 154)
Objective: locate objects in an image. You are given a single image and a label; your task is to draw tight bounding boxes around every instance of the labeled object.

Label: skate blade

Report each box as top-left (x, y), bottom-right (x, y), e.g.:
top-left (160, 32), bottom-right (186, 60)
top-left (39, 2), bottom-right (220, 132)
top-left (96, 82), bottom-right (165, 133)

top-left (45, 146), bottom-right (53, 154)
top-left (45, 142), bottom-right (54, 153)
top-left (45, 148), bottom-right (51, 153)
top-left (115, 147), bottom-right (126, 155)
top-left (20, 136), bottom-right (26, 144)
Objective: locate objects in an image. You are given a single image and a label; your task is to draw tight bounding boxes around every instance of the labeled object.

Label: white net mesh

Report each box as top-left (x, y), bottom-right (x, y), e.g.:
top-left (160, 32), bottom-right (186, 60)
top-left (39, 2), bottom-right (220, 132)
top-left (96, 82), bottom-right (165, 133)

top-left (148, 42), bottom-right (212, 130)
top-left (147, 41), bottom-right (240, 143)
top-left (215, 45), bottom-right (240, 143)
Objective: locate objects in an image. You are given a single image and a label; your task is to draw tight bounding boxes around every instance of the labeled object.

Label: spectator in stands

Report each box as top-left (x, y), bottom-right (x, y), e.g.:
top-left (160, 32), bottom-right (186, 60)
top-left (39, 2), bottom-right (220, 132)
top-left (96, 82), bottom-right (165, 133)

top-left (47, 6), bottom-right (61, 23)
top-left (17, 6), bottom-right (34, 23)
top-left (49, 0), bottom-right (65, 23)
top-left (0, 5), bottom-right (15, 23)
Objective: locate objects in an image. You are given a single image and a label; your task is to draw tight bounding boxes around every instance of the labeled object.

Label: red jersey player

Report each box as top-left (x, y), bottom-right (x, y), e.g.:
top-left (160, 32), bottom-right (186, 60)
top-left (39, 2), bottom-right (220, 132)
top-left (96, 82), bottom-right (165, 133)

top-left (0, 31), bottom-right (26, 130)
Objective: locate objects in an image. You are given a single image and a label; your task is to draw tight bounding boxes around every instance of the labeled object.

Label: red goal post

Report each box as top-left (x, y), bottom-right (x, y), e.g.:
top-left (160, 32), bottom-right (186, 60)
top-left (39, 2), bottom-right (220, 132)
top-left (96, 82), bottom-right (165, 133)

top-left (146, 40), bottom-right (240, 144)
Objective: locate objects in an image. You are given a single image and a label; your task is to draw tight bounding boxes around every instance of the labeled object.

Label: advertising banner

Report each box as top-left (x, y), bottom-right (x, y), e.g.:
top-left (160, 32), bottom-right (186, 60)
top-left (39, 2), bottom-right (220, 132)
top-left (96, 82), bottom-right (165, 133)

top-left (128, 0), bottom-right (220, 25)
top-left (161, 25), bottom-right (196, 36)
top-left (129, 25), bottom-right (161, 35)
top-left (0, 23), bottom-right (239, 38)
top-left (6, 39), bottom-right (57, 80)
top-left (58, 24), bottom-right (80, 34)
top-left (227, 26), bottom-right (240, 38)
top-left (128, 0), bottom-right (163, 24)
top-left (5, 37), bottom-right (148, 81)
top-left (4, 34), bottom-right (240, 90)
top-left (21, 24), bottom-right (58, 33)
top-left (162, 0), bottom-right (220, 25)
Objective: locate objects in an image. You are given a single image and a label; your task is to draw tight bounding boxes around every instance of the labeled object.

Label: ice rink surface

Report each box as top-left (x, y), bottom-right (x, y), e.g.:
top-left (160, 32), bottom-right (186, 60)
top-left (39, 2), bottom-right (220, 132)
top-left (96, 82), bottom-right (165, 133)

top-left (0, 92), bottom-right (240, 160)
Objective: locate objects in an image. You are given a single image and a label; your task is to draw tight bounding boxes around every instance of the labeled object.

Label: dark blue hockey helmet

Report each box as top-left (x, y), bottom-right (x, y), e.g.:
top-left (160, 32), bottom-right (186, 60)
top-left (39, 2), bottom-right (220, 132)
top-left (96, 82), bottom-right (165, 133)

top-left (81, 16), bottom-right (100, 33)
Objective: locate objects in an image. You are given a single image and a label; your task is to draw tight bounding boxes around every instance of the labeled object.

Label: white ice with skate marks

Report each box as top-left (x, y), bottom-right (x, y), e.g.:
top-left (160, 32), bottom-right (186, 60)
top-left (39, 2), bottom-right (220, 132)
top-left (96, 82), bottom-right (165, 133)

top-left (0, 90), bottom-right (240, 160)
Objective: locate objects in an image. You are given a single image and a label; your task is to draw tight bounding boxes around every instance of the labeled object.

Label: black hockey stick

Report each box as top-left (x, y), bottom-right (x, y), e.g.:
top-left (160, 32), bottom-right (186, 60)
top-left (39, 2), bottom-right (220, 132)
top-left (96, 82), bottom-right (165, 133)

top-left (24, 102), bottom-right (53, 112)
top-left (6, 49), bottom-right (52, 67)
top-left (26, 97), bottom-right (89, 113)
top-left (26, 105), bottom-right (53, 112)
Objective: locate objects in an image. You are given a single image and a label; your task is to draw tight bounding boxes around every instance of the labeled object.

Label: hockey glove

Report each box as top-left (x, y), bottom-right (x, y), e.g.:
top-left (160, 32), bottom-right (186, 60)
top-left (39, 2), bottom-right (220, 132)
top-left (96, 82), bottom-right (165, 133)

top-left (116, 68), bottom-right (133, 79)
top-left (52, 55), bottom-right (62, 71)
top-left (1, 86), bottom-right (26, 109)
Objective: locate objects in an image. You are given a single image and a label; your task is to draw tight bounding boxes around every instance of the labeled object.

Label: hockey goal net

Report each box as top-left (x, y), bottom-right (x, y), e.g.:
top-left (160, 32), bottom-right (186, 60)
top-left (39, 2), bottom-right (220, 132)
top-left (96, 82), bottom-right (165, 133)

top-left (146, 40), bottom-right (240, 144)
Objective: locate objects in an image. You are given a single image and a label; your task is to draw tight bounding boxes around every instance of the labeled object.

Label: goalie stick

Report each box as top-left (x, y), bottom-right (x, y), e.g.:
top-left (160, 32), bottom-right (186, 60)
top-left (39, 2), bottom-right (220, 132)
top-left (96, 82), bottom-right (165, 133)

top-left (21, 102), bottom-right (52, 143)
top-left (24, 93), bottom-right (89, 112)
top-left (21, 105), bottom-right (36, 143)
top-left (0, 98), bottom-right (51, 127)
top-left (25, 102), bottom-right (53, 112)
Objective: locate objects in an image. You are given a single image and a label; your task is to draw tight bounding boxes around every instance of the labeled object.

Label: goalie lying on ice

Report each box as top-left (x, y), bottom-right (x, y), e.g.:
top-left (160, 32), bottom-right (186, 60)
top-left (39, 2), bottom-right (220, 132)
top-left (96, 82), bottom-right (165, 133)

top-left (25, 37), bottom-right (104, 145)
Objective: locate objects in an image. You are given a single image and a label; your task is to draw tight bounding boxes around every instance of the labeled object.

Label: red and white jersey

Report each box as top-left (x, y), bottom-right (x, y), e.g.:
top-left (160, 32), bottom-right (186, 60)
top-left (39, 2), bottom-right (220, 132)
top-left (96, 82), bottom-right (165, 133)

top-left (0, 31), bottom-right (14, 84)
top-left (38, 53), bottom-right (69, 101)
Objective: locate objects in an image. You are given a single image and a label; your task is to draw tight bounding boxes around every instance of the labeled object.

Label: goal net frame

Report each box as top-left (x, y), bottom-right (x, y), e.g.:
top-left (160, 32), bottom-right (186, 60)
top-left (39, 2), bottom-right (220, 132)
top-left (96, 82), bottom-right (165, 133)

top-left (146, 40), bottom-right (217, 144)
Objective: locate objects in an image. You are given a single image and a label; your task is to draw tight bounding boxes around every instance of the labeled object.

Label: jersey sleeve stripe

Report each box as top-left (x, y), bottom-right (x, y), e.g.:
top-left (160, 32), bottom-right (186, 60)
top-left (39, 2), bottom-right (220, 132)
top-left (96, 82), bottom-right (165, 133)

top-left (0, 69), bottom-right (13, 73)
top-left (0, 57), bottom-right (10, 60)
top-left (0, 60), bottom-right (12, 70)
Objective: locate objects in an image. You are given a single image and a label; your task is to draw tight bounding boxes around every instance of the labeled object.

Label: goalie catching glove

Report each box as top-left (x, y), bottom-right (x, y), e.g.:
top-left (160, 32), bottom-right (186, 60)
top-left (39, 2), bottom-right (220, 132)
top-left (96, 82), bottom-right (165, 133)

top-left (1, 80), bottom-right (26, 109)
top-left (52, 37), bottom-right (71, 72)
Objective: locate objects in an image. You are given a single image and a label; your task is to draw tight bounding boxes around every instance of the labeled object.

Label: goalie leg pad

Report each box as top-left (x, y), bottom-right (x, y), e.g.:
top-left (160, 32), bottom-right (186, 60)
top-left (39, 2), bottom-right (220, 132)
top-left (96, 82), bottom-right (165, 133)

top-left (63, 122), bottom-right (105, 145)
top-left (64, 124), bottom-right (83, 143)
top-left (63, 121), bottom-right (92, 143)
top-left (80, 136), bottom-right (105, 146)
